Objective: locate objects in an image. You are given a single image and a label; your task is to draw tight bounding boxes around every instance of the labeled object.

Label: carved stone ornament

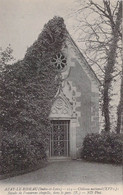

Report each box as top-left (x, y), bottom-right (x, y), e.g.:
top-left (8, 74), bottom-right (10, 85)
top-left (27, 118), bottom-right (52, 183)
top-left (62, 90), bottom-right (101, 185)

top-left (51, 53), bottom-right (67, 71)
top-left (49, 91), bottom-right (73, 118)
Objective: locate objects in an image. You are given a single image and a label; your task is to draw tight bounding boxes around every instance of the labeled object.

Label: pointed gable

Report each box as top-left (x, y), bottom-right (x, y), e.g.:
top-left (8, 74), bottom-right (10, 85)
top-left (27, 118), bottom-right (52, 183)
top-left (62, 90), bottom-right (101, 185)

top-left (49, 89), bottom-right (73, 118)
top-left (65, 32), bottom-right (101, 86)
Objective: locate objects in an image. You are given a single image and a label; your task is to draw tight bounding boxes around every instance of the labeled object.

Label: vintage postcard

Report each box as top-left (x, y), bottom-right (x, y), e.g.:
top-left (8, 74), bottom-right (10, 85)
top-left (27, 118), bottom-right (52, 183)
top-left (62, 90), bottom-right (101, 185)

top-left (0, 0), bottom-right (122, 195)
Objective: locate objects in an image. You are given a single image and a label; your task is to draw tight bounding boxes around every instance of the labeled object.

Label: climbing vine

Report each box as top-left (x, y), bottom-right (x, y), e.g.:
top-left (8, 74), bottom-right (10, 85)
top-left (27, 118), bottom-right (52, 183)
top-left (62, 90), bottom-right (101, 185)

top-left (0, 16), bottom-right (67, 174)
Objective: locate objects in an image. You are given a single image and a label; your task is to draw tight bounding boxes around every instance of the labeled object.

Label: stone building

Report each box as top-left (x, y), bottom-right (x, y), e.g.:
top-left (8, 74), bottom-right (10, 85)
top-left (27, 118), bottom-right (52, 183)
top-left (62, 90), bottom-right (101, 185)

top-left (49, 32), bottom-right (100, 159)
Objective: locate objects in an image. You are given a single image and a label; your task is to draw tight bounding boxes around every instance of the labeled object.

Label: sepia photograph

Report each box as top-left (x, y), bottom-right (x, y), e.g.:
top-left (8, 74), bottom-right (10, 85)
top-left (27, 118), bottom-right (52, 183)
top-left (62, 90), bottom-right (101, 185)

top-left (0, 0), bottom-right (122, 195)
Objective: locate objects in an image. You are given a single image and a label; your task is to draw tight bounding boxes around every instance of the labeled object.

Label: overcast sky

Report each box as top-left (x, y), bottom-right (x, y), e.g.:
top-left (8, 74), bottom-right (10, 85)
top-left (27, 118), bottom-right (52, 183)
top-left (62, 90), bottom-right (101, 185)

top-left (0, 0), bottom-right (77, 61)
top-left (0, 0), bottom-right (121, 121)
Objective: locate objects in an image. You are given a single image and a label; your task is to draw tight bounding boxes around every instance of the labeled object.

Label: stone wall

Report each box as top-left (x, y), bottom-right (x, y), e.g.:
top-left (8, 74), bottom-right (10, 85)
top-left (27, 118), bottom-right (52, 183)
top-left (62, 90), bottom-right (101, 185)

top-left (49, 36), bottom-right (100, 159)
top-left (65, 58), bottom-right (93, 157)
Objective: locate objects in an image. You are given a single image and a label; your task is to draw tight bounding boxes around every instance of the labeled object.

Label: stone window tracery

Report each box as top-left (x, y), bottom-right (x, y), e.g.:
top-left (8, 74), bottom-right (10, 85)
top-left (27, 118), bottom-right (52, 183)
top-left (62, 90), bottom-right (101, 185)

top-left (52, 53), bottom-right (67, 70)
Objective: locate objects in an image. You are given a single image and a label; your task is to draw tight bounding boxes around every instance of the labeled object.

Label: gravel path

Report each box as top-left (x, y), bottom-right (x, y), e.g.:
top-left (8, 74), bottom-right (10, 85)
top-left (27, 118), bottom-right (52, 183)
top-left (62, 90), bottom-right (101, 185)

top-left (0, 160), bottom-right (122, 185)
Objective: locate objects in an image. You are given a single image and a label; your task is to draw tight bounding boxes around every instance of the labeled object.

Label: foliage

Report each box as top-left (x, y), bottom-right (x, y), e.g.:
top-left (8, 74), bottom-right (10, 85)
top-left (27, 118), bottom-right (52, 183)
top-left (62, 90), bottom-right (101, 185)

top-left (0, 16), bottom-right (67, 174)
top-left (81, 132), bottom-right (123, 164)
top-left (0, 45), bottom-right (14, 72)
top-left (1, 131), bottom-right (46, 174)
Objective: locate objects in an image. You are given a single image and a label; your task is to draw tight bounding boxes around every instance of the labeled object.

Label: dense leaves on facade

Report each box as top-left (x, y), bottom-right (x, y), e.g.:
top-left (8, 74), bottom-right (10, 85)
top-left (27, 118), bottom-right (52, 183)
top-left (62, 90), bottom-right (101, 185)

top-left (81, 133), bottom-right (122, 164)
top-left (0, 16), bottom-right (67, 174)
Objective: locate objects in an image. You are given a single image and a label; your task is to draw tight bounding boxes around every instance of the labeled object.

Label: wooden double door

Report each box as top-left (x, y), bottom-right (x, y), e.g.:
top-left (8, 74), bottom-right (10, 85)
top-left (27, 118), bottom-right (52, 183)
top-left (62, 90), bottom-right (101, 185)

top-left (50, 120), bottom-right (70, 157)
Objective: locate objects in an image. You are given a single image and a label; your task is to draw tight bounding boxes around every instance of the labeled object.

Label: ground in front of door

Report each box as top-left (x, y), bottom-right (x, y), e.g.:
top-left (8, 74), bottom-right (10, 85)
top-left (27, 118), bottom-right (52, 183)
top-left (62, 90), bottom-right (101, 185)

top-left (0, 160), bottom-right (122, 185)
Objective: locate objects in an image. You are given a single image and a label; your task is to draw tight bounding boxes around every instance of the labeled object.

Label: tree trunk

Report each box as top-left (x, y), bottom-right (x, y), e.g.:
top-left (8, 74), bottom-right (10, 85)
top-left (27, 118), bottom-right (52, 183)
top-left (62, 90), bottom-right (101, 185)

top-left (116, 65), bottom-right (123, 133)
top-left (103, 36), bottom-right (118, 131)
top-left (103, 81), bottom-right (111, 131)
top-left (102, 2), bottom-right (122, 132)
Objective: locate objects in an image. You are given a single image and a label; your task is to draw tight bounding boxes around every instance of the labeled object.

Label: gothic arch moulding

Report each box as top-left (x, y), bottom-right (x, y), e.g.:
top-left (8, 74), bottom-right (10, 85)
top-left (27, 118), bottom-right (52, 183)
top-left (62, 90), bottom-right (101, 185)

top-left (49, 91), bottom-right (73, 118)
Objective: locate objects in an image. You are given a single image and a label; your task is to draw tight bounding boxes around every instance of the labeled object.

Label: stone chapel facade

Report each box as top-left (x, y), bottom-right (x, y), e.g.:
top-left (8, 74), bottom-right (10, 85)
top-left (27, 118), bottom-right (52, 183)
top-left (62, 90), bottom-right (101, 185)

top-left (48, 33), bottom-right (100, 159)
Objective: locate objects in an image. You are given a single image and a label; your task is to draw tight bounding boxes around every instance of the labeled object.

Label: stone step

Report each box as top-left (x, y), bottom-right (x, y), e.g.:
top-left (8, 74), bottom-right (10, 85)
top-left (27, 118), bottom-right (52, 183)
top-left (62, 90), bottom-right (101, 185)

top-left (48, 157), bottom-right (71, 162)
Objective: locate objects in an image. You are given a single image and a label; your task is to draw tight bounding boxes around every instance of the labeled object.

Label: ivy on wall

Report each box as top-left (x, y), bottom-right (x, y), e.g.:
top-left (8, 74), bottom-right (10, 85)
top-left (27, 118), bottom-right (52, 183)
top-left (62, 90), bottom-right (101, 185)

top-left (0, 16), bottom-right (67, 174)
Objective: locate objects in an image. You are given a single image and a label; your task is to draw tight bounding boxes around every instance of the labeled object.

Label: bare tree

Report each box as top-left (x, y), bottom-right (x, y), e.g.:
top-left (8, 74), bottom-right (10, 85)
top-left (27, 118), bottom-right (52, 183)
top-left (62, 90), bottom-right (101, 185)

top-left (70, 0), bottom-right (122, 132)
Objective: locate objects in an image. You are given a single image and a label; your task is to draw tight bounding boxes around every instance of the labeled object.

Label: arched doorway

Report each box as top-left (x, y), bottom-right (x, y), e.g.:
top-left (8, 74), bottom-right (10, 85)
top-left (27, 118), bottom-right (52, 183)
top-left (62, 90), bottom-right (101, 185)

top-left (49, 90), bottom-right (77, 159)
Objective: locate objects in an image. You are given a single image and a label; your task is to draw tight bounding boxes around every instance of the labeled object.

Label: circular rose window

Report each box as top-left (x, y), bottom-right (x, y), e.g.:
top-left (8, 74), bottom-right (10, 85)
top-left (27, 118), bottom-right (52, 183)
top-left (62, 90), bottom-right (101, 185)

top-left (51, 53), bottom-right (67, 70)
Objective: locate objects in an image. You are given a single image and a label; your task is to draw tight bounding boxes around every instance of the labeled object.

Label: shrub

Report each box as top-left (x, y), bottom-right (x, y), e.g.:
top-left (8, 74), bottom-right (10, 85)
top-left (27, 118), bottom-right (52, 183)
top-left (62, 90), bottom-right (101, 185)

top-left (1, 131), bottom-right (46, 174)
top-left (0, 17), bottom-right (67, 175)
top-left (81, 132), bottom-right (123, 164)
